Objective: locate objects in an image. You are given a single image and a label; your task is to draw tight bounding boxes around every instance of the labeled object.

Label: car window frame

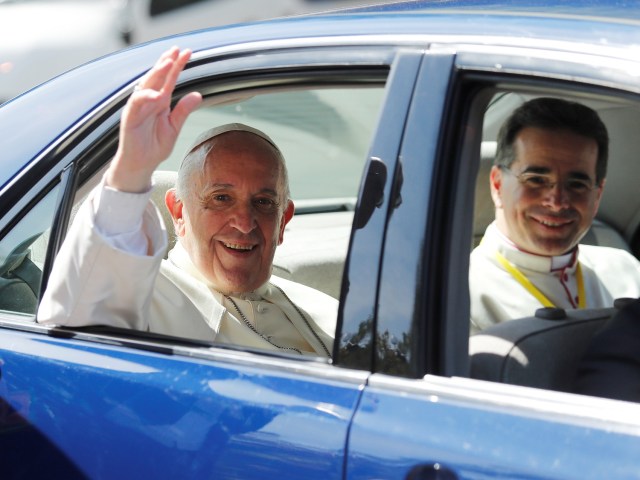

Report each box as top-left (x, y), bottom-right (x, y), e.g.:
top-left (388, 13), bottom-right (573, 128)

top-left (376, 42), bottom-right (640, 400)
top-left (343, 44), bottom-right (640, 480)
top-left (0, 43), bottom-right (431, 374)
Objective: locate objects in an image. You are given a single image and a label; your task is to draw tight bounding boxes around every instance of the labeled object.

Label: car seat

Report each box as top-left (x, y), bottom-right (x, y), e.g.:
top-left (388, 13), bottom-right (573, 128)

top-left (468, 300), bottom-right (631, 392)
top-left (0, 233), bottom-right (43, 314)
top-left (150, 170), bottom-right (177, 258)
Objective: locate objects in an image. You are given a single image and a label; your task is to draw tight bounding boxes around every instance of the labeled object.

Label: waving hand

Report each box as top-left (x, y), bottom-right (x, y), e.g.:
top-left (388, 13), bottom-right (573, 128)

top-left (106, 47), bottom-right (203, 193)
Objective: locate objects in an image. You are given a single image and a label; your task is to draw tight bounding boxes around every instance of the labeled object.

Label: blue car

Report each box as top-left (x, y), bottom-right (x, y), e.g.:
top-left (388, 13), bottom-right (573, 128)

top-left (1, 1), bottom-right (640, 478)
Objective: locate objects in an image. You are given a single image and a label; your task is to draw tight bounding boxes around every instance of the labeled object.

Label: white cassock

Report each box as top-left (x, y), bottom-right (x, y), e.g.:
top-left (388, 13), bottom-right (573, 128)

top-left (469, 222), bottom-right (640, 334)
top-left (38, 181), bottom-right (336, 358)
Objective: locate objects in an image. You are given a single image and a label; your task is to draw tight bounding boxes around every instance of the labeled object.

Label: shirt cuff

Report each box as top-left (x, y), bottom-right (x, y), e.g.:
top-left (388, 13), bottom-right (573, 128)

top-left (94, 182), bottom-right (153, 236)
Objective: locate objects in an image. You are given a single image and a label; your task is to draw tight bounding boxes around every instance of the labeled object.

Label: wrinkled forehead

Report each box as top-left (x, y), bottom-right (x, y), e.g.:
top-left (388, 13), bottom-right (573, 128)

top-left (178, 124), bottom-right (288, 202)
top-left (203, 133), bottom-right (282, 172)
top-left (191, 132), bottom-right (285, 194)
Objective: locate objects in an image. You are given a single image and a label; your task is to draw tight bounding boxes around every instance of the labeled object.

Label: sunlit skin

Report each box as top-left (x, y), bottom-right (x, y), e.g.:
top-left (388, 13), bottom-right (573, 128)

top-left (166, 132), bottom-right (294, 294)
top-left (106, 47), bottom-right (202, 194)
top-left (490, 127), bottom-right (604, 256)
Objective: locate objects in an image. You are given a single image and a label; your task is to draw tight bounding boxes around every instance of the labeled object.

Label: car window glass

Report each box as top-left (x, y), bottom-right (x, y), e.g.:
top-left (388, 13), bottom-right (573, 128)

top-left (165, 87), bottom-right (384, 202)
top-left (0, 185), bottom-right (60, 317)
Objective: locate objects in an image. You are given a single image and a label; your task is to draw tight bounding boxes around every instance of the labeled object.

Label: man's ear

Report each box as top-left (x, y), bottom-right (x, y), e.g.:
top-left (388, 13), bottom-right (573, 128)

top-left (165, 188), bottom-right (186, 237)
top-left (278, 200), bottom-right (295, 245)
top-left (489, 165), bottom-right (504, 209)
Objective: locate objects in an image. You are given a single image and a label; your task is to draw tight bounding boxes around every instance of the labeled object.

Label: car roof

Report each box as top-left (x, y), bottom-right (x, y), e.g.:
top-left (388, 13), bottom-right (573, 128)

top-left (2, 0), bottom-right (640, 191)
top-left (343, 0), bottom-right (640, 21)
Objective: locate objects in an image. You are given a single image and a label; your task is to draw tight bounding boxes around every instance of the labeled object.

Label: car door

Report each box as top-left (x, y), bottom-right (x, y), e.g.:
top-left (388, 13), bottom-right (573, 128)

top-left (0, 41), bottom-right (424, 478)
top-left (345, 44), bottom-right (640, 479)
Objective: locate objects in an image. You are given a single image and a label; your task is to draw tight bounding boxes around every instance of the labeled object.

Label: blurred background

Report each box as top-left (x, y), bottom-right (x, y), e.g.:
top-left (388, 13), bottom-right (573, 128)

top-left (0, 0), bottom-right (396, 104)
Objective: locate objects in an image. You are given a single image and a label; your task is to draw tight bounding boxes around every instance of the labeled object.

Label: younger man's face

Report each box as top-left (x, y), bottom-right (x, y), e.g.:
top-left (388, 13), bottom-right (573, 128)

top-left (491, 126), bottom-right (604, 256)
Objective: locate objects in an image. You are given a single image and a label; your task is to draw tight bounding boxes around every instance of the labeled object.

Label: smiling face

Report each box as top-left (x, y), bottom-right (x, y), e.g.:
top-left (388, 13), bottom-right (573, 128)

top-left (167, 131), bottom-right (294, 294)
top-left (491, 126), bottom-right (604, 256)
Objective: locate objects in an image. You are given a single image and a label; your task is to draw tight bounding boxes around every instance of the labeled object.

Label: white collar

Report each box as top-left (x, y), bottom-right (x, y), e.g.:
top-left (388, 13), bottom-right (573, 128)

top-left (484, 222), bottom-right (578, 273)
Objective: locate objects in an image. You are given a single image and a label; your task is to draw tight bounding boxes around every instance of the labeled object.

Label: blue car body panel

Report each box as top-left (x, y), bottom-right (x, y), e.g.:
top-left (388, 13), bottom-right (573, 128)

top-left (0, 327), bottom-right (364, 478)
top-left (348, 380), bottom-right (640, 479)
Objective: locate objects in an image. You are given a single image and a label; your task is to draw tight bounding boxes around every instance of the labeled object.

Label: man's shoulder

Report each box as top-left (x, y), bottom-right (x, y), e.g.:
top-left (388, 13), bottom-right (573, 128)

top-left (579, 244), bottom-right (640, 268)
top-left (269, 275), bottom-right (338, 339)
top-left (270, 275), bottom-right (338, 304)
top-left (578, 245), bottom-right (640, 282)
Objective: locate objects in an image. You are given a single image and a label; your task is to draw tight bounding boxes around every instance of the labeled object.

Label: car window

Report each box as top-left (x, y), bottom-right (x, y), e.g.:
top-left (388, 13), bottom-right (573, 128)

top-left (0, 184), bottom-right (60, 317)
top-left (467, 85), bottom-right (640, 402)
top-left (158, 86), bottom-right (385, 299)
top-left (54, 80), bottom-right (386, 356)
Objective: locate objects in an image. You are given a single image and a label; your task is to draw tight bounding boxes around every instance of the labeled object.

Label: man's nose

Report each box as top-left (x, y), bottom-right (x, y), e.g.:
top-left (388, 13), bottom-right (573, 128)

top-left (543, 181), bottom-right (571, 209)
top-left (230, 202), bottom-right (257, 233)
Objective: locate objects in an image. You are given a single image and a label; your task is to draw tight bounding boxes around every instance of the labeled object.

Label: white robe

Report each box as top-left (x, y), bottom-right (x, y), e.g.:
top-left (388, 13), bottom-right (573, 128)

top-left (470, 222), bottom-right (640, 333)
top-left (37, 184), bottom-right (336, 357)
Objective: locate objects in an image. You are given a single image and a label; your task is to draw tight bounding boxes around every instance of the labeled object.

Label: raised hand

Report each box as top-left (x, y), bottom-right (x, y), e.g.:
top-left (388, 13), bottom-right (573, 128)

top-left (106, 47), bottom-right (203, 193)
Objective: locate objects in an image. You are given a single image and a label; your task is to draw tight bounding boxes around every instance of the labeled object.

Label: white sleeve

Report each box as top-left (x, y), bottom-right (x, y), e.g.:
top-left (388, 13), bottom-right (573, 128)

top-left (93, 182), bottom-right (154, 256)
top-left (37, 181), bottom-right (168, 328)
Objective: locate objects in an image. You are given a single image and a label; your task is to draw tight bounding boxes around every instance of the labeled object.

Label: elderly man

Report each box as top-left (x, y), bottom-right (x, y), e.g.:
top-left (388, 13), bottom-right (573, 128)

top-left (470, 97), bottom-right (640, 333)
top-left (37, 47), bottom-right (335, 358)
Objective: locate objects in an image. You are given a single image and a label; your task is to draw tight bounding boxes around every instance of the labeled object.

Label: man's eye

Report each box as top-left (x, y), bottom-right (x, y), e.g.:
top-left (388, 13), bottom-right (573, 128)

top-left (566, 180), bottom-right (591, 192)
top-left (254, 198), bottom-right (278, 212)
top-left (522, 175), bottom-right (549, 188)
top-left (202, 194), bottom-right (231, 208)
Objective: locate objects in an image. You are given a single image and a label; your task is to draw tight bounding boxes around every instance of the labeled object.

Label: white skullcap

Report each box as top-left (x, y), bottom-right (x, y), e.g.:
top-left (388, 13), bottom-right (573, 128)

top-left (184, 122), bottom-right (281, 158)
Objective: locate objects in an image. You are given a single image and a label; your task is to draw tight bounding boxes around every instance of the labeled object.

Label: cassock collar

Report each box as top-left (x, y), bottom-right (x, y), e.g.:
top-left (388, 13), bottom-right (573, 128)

top-left (484, 222), bottom-right (578, 274)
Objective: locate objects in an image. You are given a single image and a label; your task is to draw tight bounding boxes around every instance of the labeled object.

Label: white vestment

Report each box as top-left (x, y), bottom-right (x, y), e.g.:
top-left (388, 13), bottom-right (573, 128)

top-left (470, 222), bottom-right (640, 333)
top-left (37, 183), bottom-right (336, 357)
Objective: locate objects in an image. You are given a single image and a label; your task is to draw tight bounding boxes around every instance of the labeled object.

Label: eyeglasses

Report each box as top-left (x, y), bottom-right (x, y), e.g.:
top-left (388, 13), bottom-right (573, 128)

top-left (500, 166), bottom-right (597, 197)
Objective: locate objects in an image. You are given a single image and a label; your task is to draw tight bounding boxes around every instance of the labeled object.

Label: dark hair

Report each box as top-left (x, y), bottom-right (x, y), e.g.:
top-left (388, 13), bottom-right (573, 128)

top-left (494, 97), bottom-right (609, 184)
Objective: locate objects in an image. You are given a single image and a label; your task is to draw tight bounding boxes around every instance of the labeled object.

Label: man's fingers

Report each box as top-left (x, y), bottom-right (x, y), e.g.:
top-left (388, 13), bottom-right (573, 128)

top-left (136, 46), bottom-right (181, 92)
top-left (122, 87), bottom-right (165, 130)
top-left (170, 92), bottom-right (203, 133)
top-left (158, 46), bottom-right (181, 63)
top-left (138, 58), bottom-right (174, 92)
top-left (161, 49), bottom-right (192, 96)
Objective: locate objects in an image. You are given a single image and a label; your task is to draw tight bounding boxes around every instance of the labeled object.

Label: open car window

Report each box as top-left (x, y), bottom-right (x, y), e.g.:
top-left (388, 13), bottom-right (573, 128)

top-left (466, 85), bottom-right (640, 402)
top-left (157, 86), bottom-right (386, 300)
top-left (40, 78), bottom-right (389, 358)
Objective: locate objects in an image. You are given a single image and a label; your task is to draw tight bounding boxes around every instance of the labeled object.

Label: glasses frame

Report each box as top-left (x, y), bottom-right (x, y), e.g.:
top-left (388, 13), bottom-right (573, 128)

top-left (499, 165), bottom-right (598, 198)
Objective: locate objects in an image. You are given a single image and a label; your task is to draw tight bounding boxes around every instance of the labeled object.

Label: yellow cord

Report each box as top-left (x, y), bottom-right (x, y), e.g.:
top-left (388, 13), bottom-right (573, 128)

top-left (495, 251), bottom-right (585, 309)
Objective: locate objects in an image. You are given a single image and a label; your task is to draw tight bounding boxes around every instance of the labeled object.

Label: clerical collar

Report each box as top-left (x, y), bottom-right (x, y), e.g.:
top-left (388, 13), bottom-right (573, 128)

top-left (167, 241), bottom-right (269, 299)
top-left (487, 222), bottom-right (578, 273)
top-left (550, 250), bottom-right (576, 271)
